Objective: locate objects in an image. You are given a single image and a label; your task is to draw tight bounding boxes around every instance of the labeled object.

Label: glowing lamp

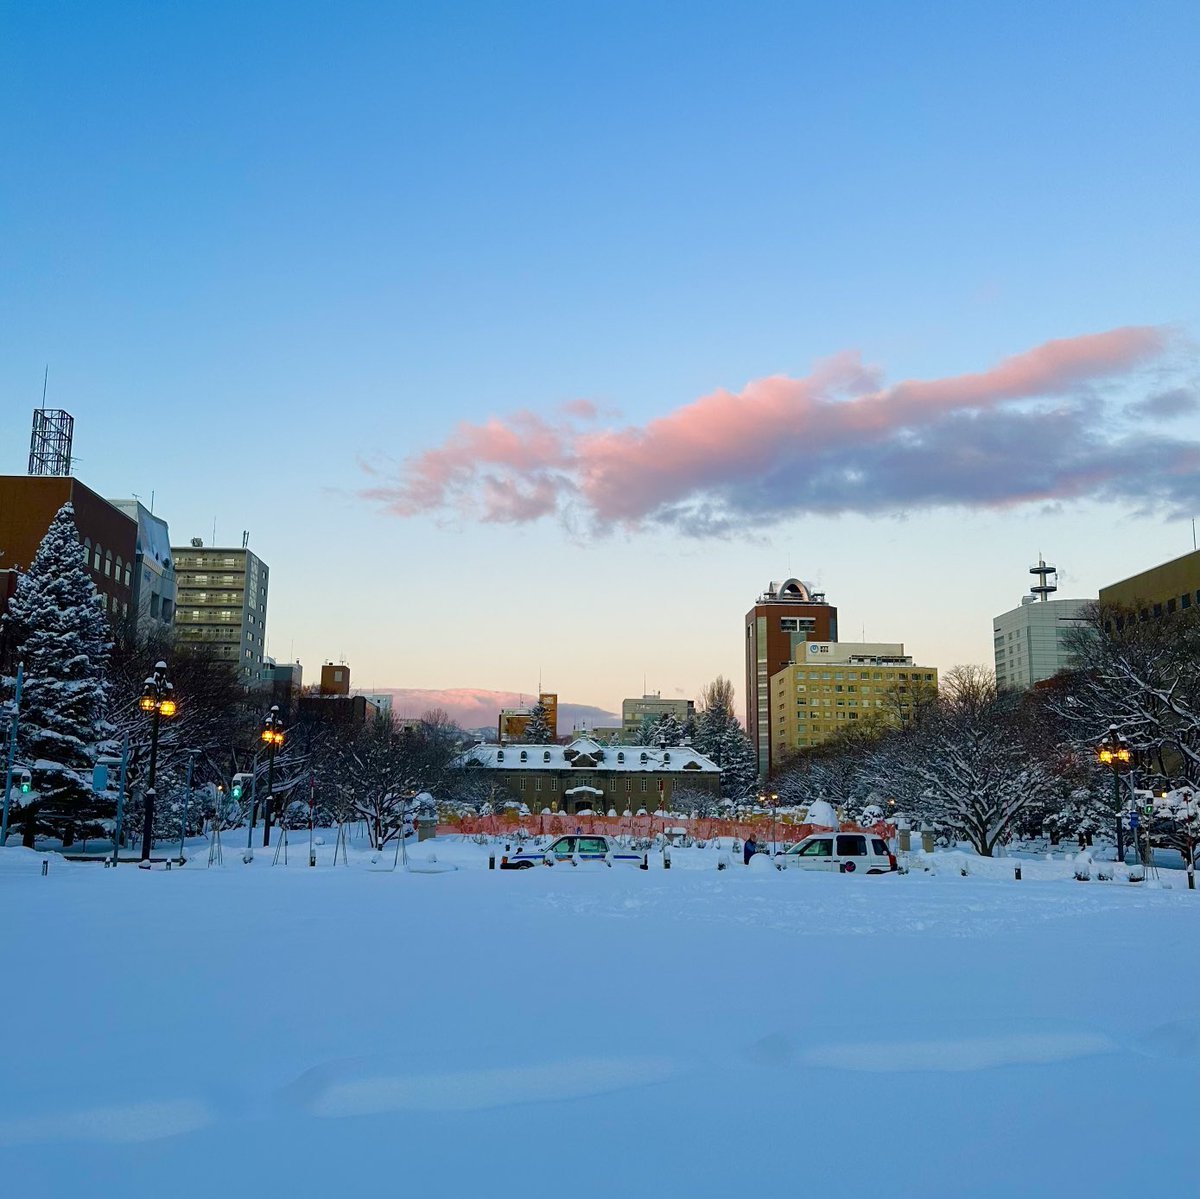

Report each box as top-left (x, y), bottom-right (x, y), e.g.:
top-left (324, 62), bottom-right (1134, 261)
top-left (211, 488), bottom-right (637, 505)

top-left (139, 694), bottom-right (156, 712)
top-left (159, 698), bottom-right (178, 718)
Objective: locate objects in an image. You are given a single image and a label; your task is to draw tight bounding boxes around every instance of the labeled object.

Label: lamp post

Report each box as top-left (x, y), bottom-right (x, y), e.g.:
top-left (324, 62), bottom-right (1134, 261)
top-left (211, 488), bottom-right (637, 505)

top-left (1096, 725), bottom-right (1132, 865)
top-left (759, 788), bottom-right (780, 855)
top-left (139, 660), bottom-right (178, 861)
top-left (260, 705), bottom-right (285, 848)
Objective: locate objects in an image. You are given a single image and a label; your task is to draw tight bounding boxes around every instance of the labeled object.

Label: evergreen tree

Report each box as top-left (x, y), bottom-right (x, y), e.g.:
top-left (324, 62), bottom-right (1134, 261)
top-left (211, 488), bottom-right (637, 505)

top-left (523, 700), bottom-right (554, 743)
top-left (693, 675), bottom-right (758, 801)
top-left (649, 711), bottom-right (685, 746)
top-left (3, 504), bottom-right (113, 846)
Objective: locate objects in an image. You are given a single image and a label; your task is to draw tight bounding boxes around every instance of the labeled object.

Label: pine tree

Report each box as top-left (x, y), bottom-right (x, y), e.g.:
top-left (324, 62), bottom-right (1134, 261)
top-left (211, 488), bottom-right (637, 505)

top-left (649, 711), bottom-right (685, 746)
top-left (522, 700), bottom-right (554, 743)
top-left (3, 504), bottom-right (113, 846)
top-left (693, 676), bottom-right (758, 801)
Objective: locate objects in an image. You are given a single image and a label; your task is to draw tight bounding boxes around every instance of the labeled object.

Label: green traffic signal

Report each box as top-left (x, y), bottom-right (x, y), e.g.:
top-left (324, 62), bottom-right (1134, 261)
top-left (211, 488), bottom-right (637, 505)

top-left (232, 783), bottom-right (243, 800)
top-left (19, 772), bottom-right (31, 794)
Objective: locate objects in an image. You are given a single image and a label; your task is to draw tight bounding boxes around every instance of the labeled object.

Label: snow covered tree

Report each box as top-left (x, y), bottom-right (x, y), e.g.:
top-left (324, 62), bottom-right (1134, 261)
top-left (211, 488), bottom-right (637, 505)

top-left (642, 710), bottom-right (685, 746)
top-left (693, 675), bottom-right (758, 801)
top-left (2, 504), bottom-right (112, 846)
top-left (522, 700), bottom-right (554, 743)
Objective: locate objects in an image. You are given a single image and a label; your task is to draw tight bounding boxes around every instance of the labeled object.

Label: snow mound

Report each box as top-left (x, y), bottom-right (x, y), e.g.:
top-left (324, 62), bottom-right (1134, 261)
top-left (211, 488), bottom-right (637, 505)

top-left (806, 800), bottom-right (839, 829)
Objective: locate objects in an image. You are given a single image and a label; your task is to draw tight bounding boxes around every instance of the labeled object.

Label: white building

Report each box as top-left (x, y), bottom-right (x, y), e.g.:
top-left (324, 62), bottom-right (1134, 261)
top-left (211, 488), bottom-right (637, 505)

top-left (993, 558), bottom-right (1092, 690)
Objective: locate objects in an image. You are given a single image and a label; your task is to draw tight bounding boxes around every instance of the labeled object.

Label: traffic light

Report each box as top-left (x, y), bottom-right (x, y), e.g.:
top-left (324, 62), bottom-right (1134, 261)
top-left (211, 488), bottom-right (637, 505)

top-left (231, 772), bottom-right (253, 802)
top-left (19, 770), bottom-right (32, 794)
top-left (232, 781), bottom-right (243, 800)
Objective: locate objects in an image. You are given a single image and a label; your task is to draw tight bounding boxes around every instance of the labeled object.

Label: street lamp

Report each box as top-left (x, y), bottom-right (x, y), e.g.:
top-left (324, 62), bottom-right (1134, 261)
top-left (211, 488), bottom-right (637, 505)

top-left (759, 788), bottom-right (779, 855)
top-left (139, 660), bottom-right (178, 861)
top-left (1096, 725), bottom-right (1132, 864)
top-left (260, 705), bottom-right (285, 848)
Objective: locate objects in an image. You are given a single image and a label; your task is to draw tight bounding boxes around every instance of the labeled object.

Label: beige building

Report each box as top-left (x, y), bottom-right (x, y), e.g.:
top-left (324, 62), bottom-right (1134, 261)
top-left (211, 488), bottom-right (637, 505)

top-left (1099, 547), bottom-right (1200, 624)
top-left (769, 641), bottom-right (938, 763)
top-left (621, 693), bottom-right (695, 739)
top-left (172, 541), bottom-right (269, 685)
top-left (458, 736), bottom-right (720, 814)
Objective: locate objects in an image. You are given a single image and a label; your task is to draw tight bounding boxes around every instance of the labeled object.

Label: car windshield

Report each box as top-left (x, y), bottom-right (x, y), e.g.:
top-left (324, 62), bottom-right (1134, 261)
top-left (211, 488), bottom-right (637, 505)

top-left (550, 837), bottom-right (575, 853)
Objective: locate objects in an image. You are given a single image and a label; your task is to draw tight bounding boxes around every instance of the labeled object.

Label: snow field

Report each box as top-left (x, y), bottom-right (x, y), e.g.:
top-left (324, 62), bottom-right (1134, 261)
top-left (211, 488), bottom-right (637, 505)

top-left (1, 835), bottom-right (1197, 1198)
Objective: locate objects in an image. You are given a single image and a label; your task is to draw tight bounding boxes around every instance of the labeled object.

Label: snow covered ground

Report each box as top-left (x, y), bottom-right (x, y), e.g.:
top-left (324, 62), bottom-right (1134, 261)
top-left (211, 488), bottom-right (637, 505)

top-left (2, 833), bottom-right (1197, 1198)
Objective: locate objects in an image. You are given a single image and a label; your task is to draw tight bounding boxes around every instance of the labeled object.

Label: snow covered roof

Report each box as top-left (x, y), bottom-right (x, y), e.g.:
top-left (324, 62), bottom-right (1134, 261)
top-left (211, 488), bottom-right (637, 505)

top-left (458, 736), bottom-right (719, 774)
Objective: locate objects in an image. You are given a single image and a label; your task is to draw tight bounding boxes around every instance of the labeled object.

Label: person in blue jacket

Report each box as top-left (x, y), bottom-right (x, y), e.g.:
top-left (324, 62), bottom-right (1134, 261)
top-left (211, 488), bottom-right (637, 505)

top-left (743, 834), bottom-right (757, 865)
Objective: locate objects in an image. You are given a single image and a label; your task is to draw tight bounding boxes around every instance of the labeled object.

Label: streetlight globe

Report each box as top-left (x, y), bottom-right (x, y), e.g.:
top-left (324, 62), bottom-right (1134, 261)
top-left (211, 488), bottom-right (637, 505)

top-left (159, 698), bottom-right (178, 718)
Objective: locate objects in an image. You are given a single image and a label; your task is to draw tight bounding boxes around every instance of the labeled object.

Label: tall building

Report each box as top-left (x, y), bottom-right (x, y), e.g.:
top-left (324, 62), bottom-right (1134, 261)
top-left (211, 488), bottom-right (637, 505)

top-left (769, 642), bottom-right (938, 763)
top-left (993, 558), bottom-right (1091, 690)
top-left (745, 579), bottom-right (838, 777)
top-left (0, 475), bottom-right (138, 640)
top-left (498, 692), bottom-right (559, 742)
top-left (171, 540), bottom-right (269, 685)
top-left (109, 499), bottom-right (176, 644)
top-left (621, 694), bottom-right (695, 740)
top-left (263, 658), bottom-right (303, 711)
top-left (1099, 547), bottom-right (1200, 623)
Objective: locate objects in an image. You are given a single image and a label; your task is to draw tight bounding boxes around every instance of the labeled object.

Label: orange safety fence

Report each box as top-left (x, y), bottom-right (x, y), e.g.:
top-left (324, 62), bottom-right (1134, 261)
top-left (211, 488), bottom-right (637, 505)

top-left (436, 812), bottom-right (894, 844)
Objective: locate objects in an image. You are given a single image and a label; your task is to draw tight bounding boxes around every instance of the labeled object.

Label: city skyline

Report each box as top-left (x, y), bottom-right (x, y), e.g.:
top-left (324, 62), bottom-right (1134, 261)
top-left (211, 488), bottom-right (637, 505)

top-left (2, 2), bottom-right (1197, 718)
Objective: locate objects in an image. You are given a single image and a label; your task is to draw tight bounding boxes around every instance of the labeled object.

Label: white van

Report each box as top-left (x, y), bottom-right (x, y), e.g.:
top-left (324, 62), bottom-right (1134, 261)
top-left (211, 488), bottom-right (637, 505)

top-left (778, 832), bottom-right (896, 874)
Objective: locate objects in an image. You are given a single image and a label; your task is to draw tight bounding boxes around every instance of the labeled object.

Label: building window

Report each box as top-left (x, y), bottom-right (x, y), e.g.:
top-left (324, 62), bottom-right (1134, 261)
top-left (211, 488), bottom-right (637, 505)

top-left (640, 779), bottom-right (648, 792)
top-left (625, 779), bottom-right (631, 792)
top-left (93, 545), bottom-right (102, 570)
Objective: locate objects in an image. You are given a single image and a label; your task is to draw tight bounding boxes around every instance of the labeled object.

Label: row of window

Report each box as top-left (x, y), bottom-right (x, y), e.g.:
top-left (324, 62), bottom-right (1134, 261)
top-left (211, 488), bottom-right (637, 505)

top-left (1110, 592), bottom-right (1200, 630)
top-left (495, 749), bottom-right (672, 765)
top-left (80, 537), bottom-right (131, 589)
top-left (789, 670), bottom-right (933, 682)
top-left (502, 776), bottom-right (654, 793)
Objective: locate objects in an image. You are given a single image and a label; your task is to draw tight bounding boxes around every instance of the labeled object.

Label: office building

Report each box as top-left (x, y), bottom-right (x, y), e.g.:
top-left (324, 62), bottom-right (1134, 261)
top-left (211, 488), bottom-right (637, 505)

top-left (1099, 547), bottom-right (1200, 623)
top-left (769, 642), bottom-right (938, 762)
top-left (458, 736), bottom-right (720, 815)
top-left (0, 475), bottom-right (137, 638)
top-left (109, 499), bottom-right (176, 644)
top-left (171, 540), bottom-right (269, 685)
top-left (263, 658), bottom-right (304, 711)
top-left (621, 694), bottom-right (695, 740)
top-left (746, 578), bottom-right (838, 777)
top-left (993, 558), bottom-right (1091, 690)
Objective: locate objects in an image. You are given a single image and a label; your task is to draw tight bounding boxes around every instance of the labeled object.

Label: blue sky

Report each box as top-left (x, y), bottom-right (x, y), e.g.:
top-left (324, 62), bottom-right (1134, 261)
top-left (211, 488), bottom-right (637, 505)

top-left (2, 1), bottom-right (1198, 721)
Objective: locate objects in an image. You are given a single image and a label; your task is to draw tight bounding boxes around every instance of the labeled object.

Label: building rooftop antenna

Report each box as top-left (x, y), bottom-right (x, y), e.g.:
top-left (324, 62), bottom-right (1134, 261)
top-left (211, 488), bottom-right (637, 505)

top-left (1030, 554), bottom-right (1058, 601)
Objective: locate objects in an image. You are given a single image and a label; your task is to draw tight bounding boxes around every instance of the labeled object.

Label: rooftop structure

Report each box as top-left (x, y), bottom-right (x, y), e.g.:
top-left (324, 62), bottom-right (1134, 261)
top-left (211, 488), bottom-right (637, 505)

top-left (993, 557), bottom-right (1091, 690)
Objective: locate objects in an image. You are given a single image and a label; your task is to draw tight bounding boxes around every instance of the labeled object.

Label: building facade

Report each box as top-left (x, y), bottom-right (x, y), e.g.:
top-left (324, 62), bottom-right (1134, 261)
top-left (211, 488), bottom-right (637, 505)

top-left (746, 579), bottom-right (838, 777)
top-left (109, 499), bottom-right (176, 644)
top-left (769, 642), bottom-right (938, 762)
top-left (320, 662), bottom-right (351, 695)
top-left (1099, 547), bottom-right (1200, 622)
top-left (993, 560), bottom-right (1091, 690)
top-left (459, 736), bottom-right (720, 815)
top-left (0, 475), bottom-right (138, 642)
top-left (621, 694), bottom-right (695, 740)
top-left (171, 541), bottom-right (269, 685)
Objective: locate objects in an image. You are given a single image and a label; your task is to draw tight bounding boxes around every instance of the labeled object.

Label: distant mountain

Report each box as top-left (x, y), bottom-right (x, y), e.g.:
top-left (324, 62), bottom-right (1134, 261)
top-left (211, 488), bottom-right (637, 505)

top-left (372, 687), bottom-right (619, 737)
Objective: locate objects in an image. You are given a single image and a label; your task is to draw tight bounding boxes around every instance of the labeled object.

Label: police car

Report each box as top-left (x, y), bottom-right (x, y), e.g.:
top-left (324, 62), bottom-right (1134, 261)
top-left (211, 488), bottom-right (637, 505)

top-left (499, 834), bottom-right (642, 868)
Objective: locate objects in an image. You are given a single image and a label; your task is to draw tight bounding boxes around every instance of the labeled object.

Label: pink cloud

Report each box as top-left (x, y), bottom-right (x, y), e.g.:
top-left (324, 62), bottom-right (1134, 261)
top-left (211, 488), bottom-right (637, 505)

top-left (374, 688), bottom-right (618, 735)
top-left (363, 326), bottom-right (1190, 532)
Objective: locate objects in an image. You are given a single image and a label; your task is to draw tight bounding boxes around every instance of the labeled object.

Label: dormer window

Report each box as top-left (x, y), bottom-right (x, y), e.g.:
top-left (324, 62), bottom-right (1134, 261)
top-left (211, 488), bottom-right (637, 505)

top-left (617, 752), bottom-right (625, 764)
top-left (663, 752), bottom-right (670, 764)
top-left (640, 752), bottom-right (648, 763)
top-left (497, 750), bottom-right (504, 762)
top-left (543, 750), bottom-right (551, 762)
top-left (520, 750), bottom-right (527, 762)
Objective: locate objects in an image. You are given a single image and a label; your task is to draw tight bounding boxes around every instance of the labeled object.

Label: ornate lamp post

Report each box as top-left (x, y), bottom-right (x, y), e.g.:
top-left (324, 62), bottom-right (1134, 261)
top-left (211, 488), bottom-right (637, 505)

top-left (139, 660), bottom-right (178, 861)
top-left (1096, 725), bottom-right (1132, 863)
top-left (260, 705), bottom-right (285, 847)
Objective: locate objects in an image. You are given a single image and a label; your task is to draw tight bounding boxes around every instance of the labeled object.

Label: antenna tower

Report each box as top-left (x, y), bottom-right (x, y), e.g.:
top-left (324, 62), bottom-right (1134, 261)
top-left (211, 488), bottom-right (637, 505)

top-left (1029, 555), bottom-right (1058, 601)
top-left (28, 376), bottom-right (75, 478)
